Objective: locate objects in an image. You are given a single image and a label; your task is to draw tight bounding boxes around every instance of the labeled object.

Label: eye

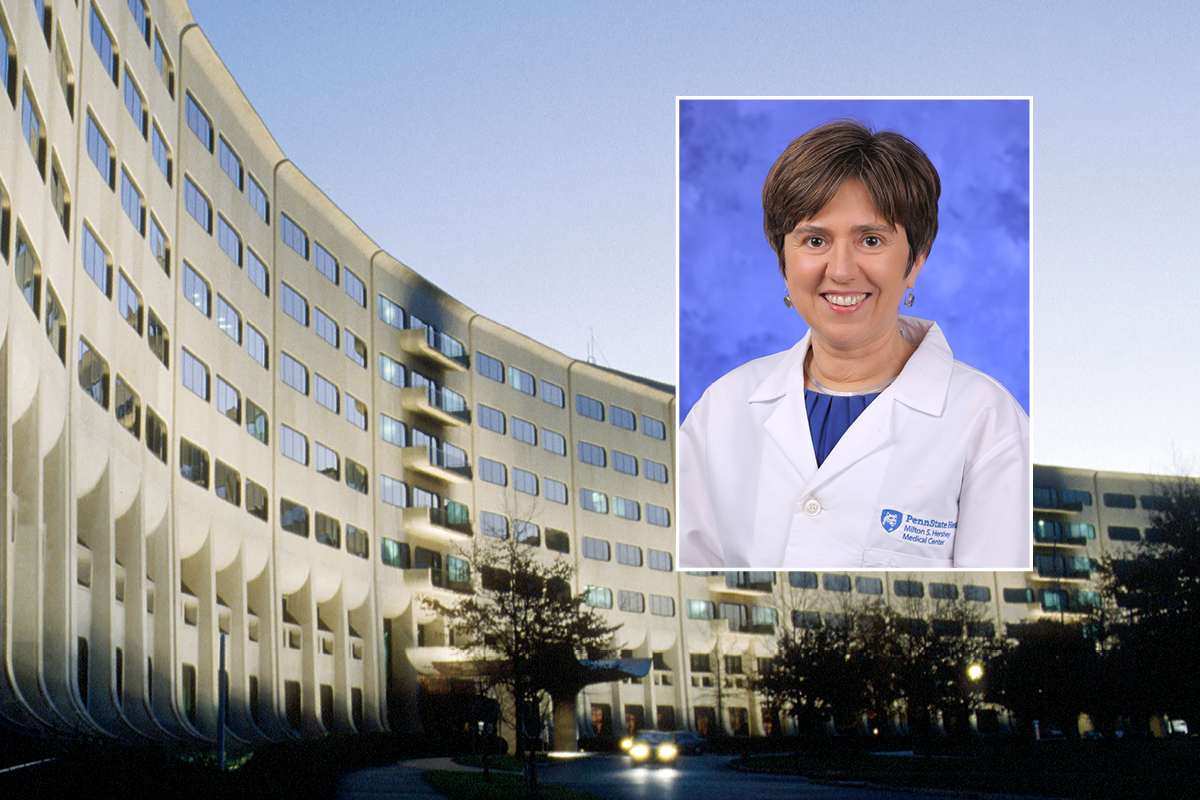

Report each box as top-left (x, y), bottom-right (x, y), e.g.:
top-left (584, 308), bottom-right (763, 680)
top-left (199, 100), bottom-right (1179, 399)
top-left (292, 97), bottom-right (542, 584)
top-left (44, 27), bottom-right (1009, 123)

top-left (863, 235), bottom-right (881, 247)
top-left (805, 236), bottom-right (825, 248)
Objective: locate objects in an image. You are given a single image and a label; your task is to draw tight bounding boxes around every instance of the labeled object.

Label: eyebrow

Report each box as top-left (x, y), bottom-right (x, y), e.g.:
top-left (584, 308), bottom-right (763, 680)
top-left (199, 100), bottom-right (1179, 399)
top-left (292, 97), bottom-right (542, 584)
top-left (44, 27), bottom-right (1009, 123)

top-left (791, 222), bottom-right (895, 237)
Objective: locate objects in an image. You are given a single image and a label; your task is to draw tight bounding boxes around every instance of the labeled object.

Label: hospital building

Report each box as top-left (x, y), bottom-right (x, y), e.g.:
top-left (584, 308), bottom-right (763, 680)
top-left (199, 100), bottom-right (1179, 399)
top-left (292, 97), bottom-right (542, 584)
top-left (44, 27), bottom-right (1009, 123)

top-left (0, 0), bottom-right (1167, 748)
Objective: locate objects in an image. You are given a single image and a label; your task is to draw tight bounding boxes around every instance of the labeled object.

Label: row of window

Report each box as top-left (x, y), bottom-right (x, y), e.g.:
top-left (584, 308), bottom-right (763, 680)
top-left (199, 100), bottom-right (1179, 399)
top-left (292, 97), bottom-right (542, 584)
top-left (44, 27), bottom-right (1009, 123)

top-left (8, 222), bottom-right (68, 363)
top-left (584, 586), bottom-right (677, 617)
top-left (579, 488), bottom-right (671, 526)
top-left (575, 439), bottom-right (669, 482)
top-left (1002, 586), bottom-right (1100, 613)
top-left (786, 571), bottom-right (994, 602)
top-left (276, 498), bottom-right (369, 558)
top-left (78, 337), bottom-right (167, 461)
top-left (1035, 486), bottom-right (1172, 513)
top-left (477, 404), bottom-right (567, 454)
top-left (580, 537), bottom-right (674, 570)
top-left (1033, 519), bottom-right (1096, 545)
top-left (684, 601), bottom-right (779, 632)
top-left (179, 347), bottom-right (269, 445)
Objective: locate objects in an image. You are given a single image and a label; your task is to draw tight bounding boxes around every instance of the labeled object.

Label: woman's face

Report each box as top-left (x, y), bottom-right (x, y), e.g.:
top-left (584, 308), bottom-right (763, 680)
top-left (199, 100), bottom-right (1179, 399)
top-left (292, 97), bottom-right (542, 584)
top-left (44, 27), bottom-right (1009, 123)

top-left (783, 178), bottom-right (925, 355)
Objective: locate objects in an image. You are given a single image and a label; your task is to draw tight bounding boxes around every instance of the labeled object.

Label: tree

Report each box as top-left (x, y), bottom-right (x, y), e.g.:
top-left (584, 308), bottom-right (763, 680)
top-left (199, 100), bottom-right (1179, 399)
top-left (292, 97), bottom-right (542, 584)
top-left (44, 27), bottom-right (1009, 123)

top-left (992, 619), bottom-right (1100, 738)
top-left (424, 531), bottom-right (619, 792)
top-left (1092, 479), bottom-right (1200, 732)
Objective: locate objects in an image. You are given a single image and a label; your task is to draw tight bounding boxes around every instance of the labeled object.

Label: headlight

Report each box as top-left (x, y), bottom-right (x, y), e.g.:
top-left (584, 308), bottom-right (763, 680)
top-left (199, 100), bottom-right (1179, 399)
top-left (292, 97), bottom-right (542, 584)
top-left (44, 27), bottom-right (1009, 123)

top-left (658, 743), bottom-right (678, 759)
top-left (620, 737), bottom-right (633, 750)
top-left (630, 743), bottom-right (650, 759)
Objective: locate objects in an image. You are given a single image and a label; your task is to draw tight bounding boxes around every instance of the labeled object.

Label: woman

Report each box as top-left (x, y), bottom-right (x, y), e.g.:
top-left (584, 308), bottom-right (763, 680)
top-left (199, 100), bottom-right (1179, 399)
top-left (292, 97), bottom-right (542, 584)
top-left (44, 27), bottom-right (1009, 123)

top-left (678, 120), bottom-right (1030, 569)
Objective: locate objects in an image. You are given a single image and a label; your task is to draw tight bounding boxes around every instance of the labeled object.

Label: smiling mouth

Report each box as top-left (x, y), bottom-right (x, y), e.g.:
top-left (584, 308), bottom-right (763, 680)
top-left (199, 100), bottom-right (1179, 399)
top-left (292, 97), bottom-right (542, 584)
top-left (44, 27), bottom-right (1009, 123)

top-left (823, 293), bottom-right (869, 307)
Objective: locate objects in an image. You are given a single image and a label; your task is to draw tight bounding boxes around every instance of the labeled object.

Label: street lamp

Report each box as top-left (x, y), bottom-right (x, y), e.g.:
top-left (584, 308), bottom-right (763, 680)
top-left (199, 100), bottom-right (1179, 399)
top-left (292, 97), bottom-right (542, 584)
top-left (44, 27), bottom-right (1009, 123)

top-left (967, 663), bottom-right (984, 682)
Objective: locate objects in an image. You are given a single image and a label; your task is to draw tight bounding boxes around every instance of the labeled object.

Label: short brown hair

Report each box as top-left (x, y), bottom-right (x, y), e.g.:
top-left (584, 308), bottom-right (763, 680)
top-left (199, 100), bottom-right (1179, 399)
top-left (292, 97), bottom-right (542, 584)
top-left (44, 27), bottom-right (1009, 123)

top-left (762, 120), bottom-right (941, 277)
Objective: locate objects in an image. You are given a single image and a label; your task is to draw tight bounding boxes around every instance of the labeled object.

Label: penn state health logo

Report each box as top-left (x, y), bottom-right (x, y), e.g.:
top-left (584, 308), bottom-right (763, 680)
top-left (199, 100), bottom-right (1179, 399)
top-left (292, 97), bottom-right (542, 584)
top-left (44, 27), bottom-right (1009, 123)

top-left (880, 509), bottom-right (903, 533)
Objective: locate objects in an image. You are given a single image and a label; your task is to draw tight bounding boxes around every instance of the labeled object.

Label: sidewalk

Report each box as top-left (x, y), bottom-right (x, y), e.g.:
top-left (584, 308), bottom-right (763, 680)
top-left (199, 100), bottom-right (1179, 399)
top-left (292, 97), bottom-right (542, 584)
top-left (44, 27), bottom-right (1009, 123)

top-left (336, 756), bottom-right (475, 799)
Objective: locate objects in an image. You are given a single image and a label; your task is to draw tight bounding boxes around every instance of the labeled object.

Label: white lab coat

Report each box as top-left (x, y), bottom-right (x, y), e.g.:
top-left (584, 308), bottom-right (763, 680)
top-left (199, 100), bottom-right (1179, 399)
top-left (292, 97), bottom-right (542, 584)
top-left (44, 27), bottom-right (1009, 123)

top-left (678, 317), bottom-right (1030, 570)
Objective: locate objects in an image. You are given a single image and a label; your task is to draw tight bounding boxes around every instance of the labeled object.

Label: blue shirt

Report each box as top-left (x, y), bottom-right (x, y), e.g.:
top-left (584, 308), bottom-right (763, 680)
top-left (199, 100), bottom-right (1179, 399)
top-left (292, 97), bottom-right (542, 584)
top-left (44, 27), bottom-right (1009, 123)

top-left (804, 389), bottom-right (881, 467)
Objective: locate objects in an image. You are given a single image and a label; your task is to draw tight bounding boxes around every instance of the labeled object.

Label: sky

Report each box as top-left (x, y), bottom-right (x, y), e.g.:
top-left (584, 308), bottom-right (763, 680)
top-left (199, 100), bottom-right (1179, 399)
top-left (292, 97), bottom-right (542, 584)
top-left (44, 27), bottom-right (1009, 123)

top-left (189, 0), bottom-right (1200, 478)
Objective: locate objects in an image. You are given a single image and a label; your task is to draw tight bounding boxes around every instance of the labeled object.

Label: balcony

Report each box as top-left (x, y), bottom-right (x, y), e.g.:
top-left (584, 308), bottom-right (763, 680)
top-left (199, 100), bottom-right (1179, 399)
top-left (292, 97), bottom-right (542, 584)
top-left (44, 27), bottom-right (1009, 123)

top-left (403, 505), bottom-right (473, 539)
top-left (402, 566), bottom-right (473, 596)
top-left (402, 445), bottom-right (472, 484)
top-left (400, 327), bottom-right (468, 372)
top-left (400, 385), bottom-right (470, 427)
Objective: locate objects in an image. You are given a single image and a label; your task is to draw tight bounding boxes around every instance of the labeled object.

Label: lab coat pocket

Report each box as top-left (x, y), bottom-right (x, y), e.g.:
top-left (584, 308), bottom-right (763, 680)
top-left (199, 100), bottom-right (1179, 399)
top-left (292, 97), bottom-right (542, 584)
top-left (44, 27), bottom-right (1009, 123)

top-left (861, 548), bottom-right (954, 570)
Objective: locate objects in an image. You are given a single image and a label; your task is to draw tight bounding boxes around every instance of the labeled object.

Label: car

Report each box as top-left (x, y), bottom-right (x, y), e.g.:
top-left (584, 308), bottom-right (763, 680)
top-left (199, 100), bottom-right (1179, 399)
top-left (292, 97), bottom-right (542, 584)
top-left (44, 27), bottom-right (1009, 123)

top-left (627, 732), bottom-right (679, 766)
top-left (668, 730), bottom-right (708, 755)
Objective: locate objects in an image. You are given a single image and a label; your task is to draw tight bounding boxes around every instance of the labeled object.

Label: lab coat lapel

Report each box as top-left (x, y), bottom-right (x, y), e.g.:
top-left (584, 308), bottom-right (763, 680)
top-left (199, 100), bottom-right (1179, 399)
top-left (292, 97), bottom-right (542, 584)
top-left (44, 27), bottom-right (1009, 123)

top-left (753, 337), bottom-right (819, 483)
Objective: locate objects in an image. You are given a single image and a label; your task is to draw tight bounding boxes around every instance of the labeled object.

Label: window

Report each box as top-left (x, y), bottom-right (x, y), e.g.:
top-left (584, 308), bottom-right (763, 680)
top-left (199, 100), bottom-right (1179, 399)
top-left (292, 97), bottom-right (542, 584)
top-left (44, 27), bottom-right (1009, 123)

top-left (611, 406), bottom-right (636, 431)
top-left (720, 603), bottom-right (748, 632)
top-left (55, 29), bottom-right (74, 116)
top-left (378, 353), bottom-right (405, 388)
top-left (217, 216), bottom-right (242, 265)
top-left (507, 366), bottom-right (535, 395)
top-left (929, 582), bottom-right (959, 600)
top-left (248, 175), bottom-right (268, 222)
top-left (792, 610), bottom-right (822, 629)
top-left (314, 374), bottom-right (339, 413)
top-left (513, 468), bottom-right (538, 496)
top-left (619, 591), bottom-right (645, 613)
top-left (479, 457), bottom-right (507, 486)
top-left (215, 296), bottom-right (241, 343)
top-left (346, 460), bottom-right (368, 495)
top-left (379, 414), bottom-right (406, 447)
top-left (613, 451), bottom-right (638, 476)
top-left (582, 537), bottom-right (610, 561)
top-left (580, 489), bottom-right (608, 514)
top-left (585, 586), bottom-right (613, 609)
top-left (642, 416), bottom-right (666, 439)
top-left (478, 404), bottom-right (505, 434)
top-left (280, 353), bottom-right (308, 395)
top-left (894, 580), bottom-right (925, 598)
top-left (280, 283), bottom-right (308, 326)
top-left (478, 511), bottom-right (508, 539)
top-left (184, 177), bottom-right (211, 232)
top-left (314, 242), bottom-right (338, 284)
top-left (380, 475), bottom-right (407, 507)
top-left (153, 31), bottom-right (173, 96)
top-left (578, 442), bottom-right (606, 467)
top-left (314, 443), bottom-right (340, 480)
top-left (643, 460), bottom-right (669, 483)
top-left (50, 158), bottom-right (70, 236)
top-left (512, 417), bottom-right (536, 445)
top-left (649, 595), bottom-right (675, 617)
top-left (380, 538), bottom-right (409, 569)
top-left (613, 497), bottom-right (640, 521)
top-left (314, 308), bottom-right (339, 348)
top-left (544, 478), bottom-right (567, 505)
top-left (182, 262), bottom-right (210, 316)
top-left (1109, 525), bottom-right (1140, 542)
top-left (280, 499), bottom-right (308, 537)
top-left (215, 461), bottom-right (240, 506)
top-left (1033, 486), bottom-right (1092, 510)
top-left (823, 574), bottom-right (851, 593)
top-left (85, 113), bottom-right (114, 187)
top-left (789, 571), bottom-right (818, 589)
top-left (119, 171), bottom-right (146, 234)
top-left (147, 310), bottom-right (169, 367)
top-left (856, 576), bottom-right (883, 595)
top-left (90, 5), bottom-right (118, 83)
top-left (149, 215), bottom-right (169, 273)
top-left (247, 249), bottom-right (269, 296)
top-left (646, 504), bottom-right (671, 527)
top-left (152, 124), bottom-right (171, 184)
top-left (15, 231), bottom-right (41, 315)
top-left (377, 294), bottom-right (405, 330)
top-left (21, 85), bottom-right (45, 177)
top-left (542, 429), bottom-right (566, 456)
top-left (246, 479), bottom-right (268, 521)
top-left (45, 283), bottom-right (67, 364)
top-left (145, 407), bottom-right (167, 462)
top-left (81, 227), bottom-right (112, 299)
top-left (546, 529), bottom-right (570, 553)
top-left (576, 394), bottom-right (604, 421)
top-left (963, 584), bottom-right (991, 602)
top-left (687, 600), bottom-right (715, 620)
top-left (1003, 587), bottom-right (1035, 604)
top-left (342, 267), bottom-right (365, 306)
top-left (540, 380), bottom-right (564, 407)
top-left (515, 520), bottom-right (540, 546)
top-left (179, 349), bottom-right (209, 400)
top-left (185, 93), bottom-right (212, 150)
top-left (123, 69), bottom-right (146, 137)
top-left (280, 424), bottom-right (308, 465)
top-left (280, 214), bottom-right (308, 258)
top-left (114, 377), bottom-right (139, 437)
top-left (218, 137), bottom-right (243, 189)
top-left (345, 395), bottom-right (367, 430)
top-left (344, 330), bottom-right (367, 367)
top-left (476, 352), bottom-right (503, 382)
top-left (616, 543), bottom-right (642, 567)
top-left (246, 324), bottom-right (268, 369)
top-left (215, 377), bottom-right (240, 423)
top-left (246, 399), bottom-right (268, 444)
top-left (179, 439), bottom-right (208, 487)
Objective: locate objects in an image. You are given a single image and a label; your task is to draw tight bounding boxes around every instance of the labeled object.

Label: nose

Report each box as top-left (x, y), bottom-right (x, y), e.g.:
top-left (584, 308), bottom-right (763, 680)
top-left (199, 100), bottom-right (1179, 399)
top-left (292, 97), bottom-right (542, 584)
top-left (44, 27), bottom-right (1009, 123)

top-left (826, 240), bottom-right (857, 282)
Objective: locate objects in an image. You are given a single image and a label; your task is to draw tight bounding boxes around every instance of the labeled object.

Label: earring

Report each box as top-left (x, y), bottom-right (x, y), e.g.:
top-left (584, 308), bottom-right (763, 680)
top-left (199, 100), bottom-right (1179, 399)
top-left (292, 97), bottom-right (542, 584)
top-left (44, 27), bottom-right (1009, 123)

top-left (783, 295), bottom-right (793, 309)
top-left (903, 288), bottom-right (915, 308)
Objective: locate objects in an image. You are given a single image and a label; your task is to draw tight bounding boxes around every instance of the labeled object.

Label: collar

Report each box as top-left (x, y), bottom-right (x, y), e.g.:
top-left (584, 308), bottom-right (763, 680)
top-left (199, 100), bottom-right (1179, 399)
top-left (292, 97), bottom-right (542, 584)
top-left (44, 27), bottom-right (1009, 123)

top-left (746, 316), bottom-right (953, 417)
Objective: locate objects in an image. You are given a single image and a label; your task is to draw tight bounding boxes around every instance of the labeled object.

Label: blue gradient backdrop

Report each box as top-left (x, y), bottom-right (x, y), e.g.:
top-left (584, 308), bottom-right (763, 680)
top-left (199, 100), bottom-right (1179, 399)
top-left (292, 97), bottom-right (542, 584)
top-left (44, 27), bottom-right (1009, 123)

top-left (679, 98), bottom-right (1030, 424)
